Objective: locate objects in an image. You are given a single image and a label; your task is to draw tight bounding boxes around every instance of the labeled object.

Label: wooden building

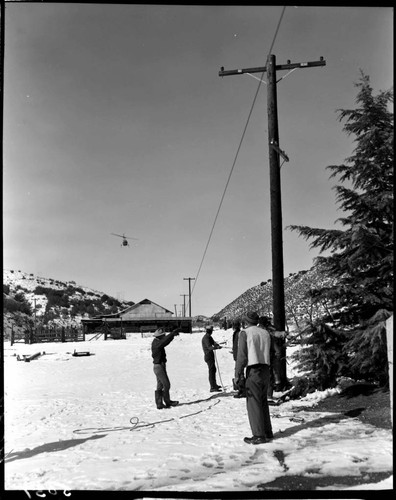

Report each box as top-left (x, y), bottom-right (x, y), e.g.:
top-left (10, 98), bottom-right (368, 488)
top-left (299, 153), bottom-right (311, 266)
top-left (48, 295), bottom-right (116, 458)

top-left (81, 298), bottom-right (192, 338)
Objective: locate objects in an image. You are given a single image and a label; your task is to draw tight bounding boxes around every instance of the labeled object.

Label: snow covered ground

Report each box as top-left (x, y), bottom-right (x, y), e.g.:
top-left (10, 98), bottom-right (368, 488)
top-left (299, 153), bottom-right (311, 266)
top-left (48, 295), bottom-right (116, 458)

top-left (4, 329), bottom-right (393, 492)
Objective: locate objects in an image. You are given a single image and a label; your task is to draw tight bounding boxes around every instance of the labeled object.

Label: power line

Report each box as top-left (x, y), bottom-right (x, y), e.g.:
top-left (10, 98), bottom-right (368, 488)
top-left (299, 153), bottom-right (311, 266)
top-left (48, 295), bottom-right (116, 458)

top-left (188, 6), bottom-right (287, 305)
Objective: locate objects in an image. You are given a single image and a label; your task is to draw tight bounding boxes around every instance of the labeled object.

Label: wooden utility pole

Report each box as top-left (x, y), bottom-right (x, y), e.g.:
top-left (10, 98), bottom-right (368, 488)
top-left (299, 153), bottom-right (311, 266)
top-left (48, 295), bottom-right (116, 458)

top-left (33, 298), bottom-right (37, 333)
top-left (267, 54), bottom-right (284, 334)
top-left (180, 294), bottom-right (188, 317)
top-left (219, 55), bottom-right (326, 388)
top-left (183, 277), bottom-right (195, 317)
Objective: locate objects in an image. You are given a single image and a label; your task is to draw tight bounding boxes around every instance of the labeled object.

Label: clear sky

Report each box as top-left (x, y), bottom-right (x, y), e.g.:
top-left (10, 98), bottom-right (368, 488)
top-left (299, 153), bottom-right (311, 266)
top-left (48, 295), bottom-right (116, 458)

top-left (3, 3), bottom-right (393, 317)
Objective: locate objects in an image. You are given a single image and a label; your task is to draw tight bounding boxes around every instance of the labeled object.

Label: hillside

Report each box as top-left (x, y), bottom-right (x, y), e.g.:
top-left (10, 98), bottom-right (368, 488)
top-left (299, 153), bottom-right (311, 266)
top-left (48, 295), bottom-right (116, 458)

top-left (214, 266), bottom-right (338, 330)
top-left (3, 266), bottom-right (337, 339)
top-left (3, 269), bottom-right (135, 338)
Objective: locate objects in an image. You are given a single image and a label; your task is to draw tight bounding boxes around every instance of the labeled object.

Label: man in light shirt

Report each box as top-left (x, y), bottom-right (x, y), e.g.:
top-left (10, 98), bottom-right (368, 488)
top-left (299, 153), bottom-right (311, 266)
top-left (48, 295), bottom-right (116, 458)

top-left (235, 311), bottom-right (274, 444)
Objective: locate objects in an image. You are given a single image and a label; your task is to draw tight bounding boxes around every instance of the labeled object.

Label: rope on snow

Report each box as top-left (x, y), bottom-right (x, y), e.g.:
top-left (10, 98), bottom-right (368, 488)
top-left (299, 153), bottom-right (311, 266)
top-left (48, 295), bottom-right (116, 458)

top-left (72, 398), bottom-right (221, 436)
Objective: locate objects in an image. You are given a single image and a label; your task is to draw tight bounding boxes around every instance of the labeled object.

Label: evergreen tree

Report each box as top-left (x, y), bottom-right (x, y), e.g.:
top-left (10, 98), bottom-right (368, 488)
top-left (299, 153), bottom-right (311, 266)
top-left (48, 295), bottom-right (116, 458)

top-left (288, 74), bottom-right (393, 387)
top-left (288, 73), bottom-right (393, 322)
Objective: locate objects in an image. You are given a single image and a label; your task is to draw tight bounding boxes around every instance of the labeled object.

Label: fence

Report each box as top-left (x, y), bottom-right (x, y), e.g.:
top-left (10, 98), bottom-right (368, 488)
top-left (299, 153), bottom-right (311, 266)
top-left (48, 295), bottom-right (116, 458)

top-left (11, 325), bottom-right (85, 345)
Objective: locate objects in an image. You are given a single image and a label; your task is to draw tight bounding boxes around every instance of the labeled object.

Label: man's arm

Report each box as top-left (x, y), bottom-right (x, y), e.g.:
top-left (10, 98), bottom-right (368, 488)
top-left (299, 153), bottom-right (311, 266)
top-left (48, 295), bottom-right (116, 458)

top-left (156, 331), bottom-right (179, 349)
top-left (272, 330), bottom-right (287, 339)
top-left (202, 335), bottom-right (220, 351)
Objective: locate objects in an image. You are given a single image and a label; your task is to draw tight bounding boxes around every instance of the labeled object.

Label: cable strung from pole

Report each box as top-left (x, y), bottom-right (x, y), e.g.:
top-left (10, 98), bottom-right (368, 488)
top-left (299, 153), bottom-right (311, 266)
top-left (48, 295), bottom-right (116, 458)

top-left (186, 6), bottom-right (287, 307)
top-left (266, 6), bottom-right (286, 63)
top-left (189, 74), bottom-right (264, 301)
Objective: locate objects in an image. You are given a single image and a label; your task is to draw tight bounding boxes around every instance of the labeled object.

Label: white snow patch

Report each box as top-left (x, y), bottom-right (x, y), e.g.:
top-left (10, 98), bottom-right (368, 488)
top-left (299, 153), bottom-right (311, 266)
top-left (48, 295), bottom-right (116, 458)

top-left (4, 329), bottom-right (393, 491)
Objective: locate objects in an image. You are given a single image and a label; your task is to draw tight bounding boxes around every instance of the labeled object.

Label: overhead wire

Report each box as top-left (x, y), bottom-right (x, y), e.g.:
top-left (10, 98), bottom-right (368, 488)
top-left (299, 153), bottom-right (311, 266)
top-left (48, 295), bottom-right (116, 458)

top-left (186, 6), bottom-right (287, 311)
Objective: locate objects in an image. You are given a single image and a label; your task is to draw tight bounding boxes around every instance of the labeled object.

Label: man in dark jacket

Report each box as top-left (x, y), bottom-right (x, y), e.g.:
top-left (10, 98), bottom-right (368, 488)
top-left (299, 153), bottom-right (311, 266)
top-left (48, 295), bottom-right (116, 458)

top-left (232, 319), bottom-right (246, 398)
top-left (151, 326), bottom-right (181, 409)
top-left (202, 325), bottom-right (222, 392)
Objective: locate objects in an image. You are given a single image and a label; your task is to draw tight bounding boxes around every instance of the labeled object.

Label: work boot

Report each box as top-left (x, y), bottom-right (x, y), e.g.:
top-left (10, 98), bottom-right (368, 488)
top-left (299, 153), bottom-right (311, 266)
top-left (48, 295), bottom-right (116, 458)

top-left (163, 389), bottom-right (179, 407)
top-left (155, 390), bottom-right (166, 409)
top-left (244, 436), bottom-right (267, 445)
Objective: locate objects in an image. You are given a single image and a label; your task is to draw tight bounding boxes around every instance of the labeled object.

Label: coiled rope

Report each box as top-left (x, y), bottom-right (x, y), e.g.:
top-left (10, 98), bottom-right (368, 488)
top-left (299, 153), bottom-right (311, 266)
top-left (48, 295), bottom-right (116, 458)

top-left (73, 398), bottom-right (221, 436)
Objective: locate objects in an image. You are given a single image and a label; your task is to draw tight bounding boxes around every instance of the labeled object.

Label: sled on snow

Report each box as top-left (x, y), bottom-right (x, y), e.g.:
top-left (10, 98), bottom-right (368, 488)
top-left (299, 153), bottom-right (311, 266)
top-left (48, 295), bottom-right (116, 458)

top-left (72, 350), bottom-right (91, 357)
top-left (17, 352), bottom-right (42, 362)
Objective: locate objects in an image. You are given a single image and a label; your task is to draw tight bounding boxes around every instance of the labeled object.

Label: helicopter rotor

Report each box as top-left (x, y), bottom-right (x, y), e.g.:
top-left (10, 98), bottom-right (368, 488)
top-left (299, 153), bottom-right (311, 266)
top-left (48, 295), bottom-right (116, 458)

top-left (111, 233), bottom-right (139, 241)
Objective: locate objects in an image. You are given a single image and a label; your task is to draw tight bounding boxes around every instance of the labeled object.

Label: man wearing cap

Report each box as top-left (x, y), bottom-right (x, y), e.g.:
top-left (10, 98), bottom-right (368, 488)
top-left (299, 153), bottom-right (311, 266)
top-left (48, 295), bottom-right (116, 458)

top-left (202, 325), bottom-right (222, 392)
top-left (151, 326), bottom-right (181, 409)
top-left (235, 311), bottom-right (274, 445)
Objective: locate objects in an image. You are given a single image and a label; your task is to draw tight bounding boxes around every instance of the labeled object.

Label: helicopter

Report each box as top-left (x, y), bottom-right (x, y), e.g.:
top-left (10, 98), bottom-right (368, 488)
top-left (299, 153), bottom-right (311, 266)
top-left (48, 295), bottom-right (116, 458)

top-left (111, 233), bottom-right (139, 247)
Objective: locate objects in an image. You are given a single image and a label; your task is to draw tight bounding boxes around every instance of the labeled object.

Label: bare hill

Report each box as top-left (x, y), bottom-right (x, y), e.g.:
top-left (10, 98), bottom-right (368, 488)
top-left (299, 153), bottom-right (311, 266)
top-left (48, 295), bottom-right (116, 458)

top-left (3, 269), bottom-right (134, 338)
top-left (214, 266), bottom-right (337, 329)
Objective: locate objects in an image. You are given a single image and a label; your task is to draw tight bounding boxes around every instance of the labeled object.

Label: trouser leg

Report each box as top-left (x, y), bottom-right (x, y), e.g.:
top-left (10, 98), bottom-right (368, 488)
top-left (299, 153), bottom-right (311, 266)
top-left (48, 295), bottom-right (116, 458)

top-left (245, 365), bottom-right (273, 438)
top-left (154, 390), bottom-right (165, 409)
top-left (154, 363), bottom-right (170, 403)
top-left (154, 363), bottom-right (178, 406)
top-left (206, 356), bottom-right (217, 388)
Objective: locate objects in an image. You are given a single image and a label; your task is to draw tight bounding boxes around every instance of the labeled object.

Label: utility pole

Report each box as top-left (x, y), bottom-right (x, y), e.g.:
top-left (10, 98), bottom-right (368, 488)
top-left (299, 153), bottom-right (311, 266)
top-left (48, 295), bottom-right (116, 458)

top-left (183, 277), bottom-right (195, 317)
top-left (219, 55), bottom-right (326, 389)
top-left (180, 294), bottom-right (188, 317)
top-left (174, 304), bottom-right (178, 317)
top-left (33, 298), bottom-right (37, 333)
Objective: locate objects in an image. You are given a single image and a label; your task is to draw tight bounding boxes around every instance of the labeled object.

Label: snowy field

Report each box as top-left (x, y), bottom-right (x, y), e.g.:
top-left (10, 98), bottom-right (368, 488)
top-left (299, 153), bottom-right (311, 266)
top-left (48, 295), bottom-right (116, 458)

top-left (4, 328), bottom-right (393, 492)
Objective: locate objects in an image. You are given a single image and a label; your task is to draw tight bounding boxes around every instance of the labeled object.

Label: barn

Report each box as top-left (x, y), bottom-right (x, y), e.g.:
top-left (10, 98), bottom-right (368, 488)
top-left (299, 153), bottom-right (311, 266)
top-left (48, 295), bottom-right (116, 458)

top-left (81, 298), bottom-right (192, 338)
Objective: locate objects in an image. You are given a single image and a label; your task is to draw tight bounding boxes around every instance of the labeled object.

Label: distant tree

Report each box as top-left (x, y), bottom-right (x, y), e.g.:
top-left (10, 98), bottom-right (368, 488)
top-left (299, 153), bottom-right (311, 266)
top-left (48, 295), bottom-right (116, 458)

top-left (87, 304), bottom-right (96, 316)
top-left (5, 293), bottom-right (32, 316)
top-left (14, 291), bottom-right (27, 303)
top-left (60, 294), bottom-right (69, 308)
top-left (288, 73), bottom-right (393, 386)
top-left (79, 303), bottom-right (87, 315)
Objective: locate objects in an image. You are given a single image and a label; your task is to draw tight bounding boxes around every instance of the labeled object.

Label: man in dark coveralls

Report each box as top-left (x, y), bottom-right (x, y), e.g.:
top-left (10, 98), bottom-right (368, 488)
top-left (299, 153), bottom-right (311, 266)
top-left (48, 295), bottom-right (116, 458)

top-left (151, 327), bottom-right (181, 409)
top-left (202, 325), bottom-right (222, 392)
top-left (235, 311), bottom-right (273, 445)
top-left (232, 319), bottom-right (246, 398)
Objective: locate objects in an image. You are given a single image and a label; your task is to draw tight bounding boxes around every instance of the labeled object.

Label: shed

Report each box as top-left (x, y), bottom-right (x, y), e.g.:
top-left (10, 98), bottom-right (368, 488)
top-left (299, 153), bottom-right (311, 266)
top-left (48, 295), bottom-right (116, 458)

top-left (81, 298), bottom-right (192, 337)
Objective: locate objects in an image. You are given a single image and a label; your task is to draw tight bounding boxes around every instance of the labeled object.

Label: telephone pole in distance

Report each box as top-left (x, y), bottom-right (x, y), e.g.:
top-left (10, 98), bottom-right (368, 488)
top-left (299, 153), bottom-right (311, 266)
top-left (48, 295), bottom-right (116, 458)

top-left (183, 277), bottom-right (196, 317)
top-left (180, 294), bottom-right (188, 317)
